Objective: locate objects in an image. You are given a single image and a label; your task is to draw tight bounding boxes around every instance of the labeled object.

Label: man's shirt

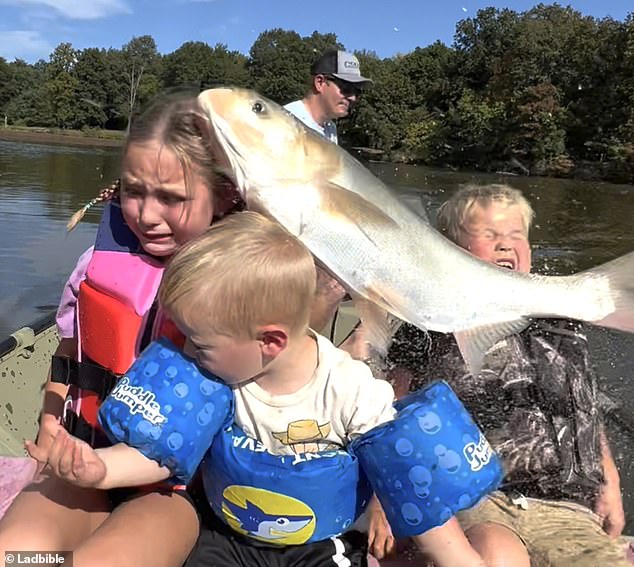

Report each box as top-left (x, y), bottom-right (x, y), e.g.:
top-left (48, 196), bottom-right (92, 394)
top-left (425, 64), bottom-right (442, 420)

top-left (284, 100), bottom-right (338, 144)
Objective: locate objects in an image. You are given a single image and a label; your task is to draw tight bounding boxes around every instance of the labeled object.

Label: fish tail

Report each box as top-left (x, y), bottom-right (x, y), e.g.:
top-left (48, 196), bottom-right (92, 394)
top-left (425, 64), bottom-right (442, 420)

top-left (583, 251), bottom-right (634, 332)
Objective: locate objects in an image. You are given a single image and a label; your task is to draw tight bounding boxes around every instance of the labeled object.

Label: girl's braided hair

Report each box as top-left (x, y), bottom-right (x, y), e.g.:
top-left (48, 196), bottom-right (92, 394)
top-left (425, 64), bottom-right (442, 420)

top-left (67, 179), bottom-right (120, 231)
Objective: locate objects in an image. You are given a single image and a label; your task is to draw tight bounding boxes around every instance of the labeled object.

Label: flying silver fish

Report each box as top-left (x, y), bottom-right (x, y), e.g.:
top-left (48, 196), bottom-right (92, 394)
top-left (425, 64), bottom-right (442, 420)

top-left (198, 87), bottom-right (634, 371)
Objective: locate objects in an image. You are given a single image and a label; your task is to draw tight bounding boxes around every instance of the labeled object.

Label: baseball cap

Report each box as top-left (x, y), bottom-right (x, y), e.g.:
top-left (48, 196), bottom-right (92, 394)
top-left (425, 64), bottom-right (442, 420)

top-left (310, 49), bottom-right (373, 86)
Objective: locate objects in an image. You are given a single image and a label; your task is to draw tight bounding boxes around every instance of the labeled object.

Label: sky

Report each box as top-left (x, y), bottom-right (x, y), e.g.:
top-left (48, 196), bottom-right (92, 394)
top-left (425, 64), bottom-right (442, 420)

top-left (0, 0), bottom-right (631, 63)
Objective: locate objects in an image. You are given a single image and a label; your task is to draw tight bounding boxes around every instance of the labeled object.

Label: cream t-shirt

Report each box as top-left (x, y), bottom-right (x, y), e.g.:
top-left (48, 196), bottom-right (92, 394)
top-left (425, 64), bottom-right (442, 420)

top-left (233, 333), bottom-right (395, 456)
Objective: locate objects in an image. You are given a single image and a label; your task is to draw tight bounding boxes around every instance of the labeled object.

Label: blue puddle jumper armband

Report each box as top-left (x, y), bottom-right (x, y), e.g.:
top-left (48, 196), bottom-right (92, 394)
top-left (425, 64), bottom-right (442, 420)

top-left (201, 425), bottom-right (372, 546)
top-left (351, 380), bottom-right (502, 538)
top-left (98, 338), bottom-right (233, 483)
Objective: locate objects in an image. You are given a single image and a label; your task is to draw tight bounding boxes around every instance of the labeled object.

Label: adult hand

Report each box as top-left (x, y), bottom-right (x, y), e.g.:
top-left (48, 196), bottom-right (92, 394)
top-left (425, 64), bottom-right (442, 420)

top-left (309, 265), bottom-right (347, 331)
top-left (595, 479), bottom-right (626, 537)
top-left (25, 427), bottom-right (107, 488)
top-left (315, 265), bottom-right (347, 303)
top-left (367, 495), bottom-right (395, 560)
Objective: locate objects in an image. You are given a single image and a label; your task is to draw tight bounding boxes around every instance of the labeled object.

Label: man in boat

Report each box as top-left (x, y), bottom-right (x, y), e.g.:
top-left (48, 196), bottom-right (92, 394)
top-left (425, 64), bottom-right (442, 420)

top-left (283, 49), bottom-right (375, 347)
top-left (284, 49), bottom-right (373, 145)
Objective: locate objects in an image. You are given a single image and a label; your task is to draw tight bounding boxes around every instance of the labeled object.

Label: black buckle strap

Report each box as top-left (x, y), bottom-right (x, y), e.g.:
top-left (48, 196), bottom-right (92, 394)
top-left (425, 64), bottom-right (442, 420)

top-left (51, 355), bottom-right (119, 401)
top-left (51, 355), bottom-right (76, 385)
top-left (64, 409), bottom-right (110, 447)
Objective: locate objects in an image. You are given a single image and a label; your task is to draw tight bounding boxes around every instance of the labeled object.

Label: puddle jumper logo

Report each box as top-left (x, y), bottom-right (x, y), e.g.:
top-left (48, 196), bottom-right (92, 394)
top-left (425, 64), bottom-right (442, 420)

top-left (111, 377), bottom-right (167, 425)
top-left (463, 432), bottom-right (493, 472)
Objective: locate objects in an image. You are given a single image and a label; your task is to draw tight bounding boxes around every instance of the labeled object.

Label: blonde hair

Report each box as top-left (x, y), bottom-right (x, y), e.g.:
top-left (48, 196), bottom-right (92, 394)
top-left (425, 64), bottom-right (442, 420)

top-left (160, 211), bottom-right (316, 339)
top-left (68, 91), bottom-right (241, 231)
top-left (437, 184), bottom-right (535, 243)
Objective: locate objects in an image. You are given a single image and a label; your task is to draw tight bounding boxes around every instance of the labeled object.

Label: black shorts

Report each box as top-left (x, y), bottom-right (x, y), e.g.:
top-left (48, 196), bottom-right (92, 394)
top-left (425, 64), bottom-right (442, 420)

top-left (185, 503), bottom-right (369, 567)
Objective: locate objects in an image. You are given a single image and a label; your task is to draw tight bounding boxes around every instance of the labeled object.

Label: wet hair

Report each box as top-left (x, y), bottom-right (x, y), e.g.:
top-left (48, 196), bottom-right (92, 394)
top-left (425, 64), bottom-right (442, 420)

top-left (436, 184), bottom-right (535, 244)
top-left (160, 211), bottom-right (316, 340)
top-left (67, 91), bottom-right (241, 231)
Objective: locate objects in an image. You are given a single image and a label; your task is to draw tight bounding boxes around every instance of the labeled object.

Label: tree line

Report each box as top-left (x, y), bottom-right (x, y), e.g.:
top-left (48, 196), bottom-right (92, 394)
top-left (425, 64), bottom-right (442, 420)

top-left (2, 3), bottom-right (634, 183)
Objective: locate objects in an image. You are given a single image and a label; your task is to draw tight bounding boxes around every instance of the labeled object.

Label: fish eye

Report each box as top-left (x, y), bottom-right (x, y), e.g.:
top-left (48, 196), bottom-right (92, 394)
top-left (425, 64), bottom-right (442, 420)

top-left (252, 101), bottom-right (265, 114)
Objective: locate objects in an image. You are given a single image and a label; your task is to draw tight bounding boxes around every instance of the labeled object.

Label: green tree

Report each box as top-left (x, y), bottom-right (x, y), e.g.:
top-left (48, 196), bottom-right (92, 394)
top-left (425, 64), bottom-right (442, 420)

top-left (304, 31), bottom-right (341, 62)
top-left (248, 29), bottom-right (341, 103)
top-left (453, 7), bottom-right (521, 92)
top-left (102, 48), bottom-right (129, 129)
top-left (342, 53), bottom-right (415, 152)
top-left (399, 42), bottom-right (456, 111)
top-left (445, 90), bottom-right (506, 168)
top-left (45, 43), bottom-right (80, 128)
top-left (508, 82), bottom-right (567, 170)
top-left (207, 44), bottom-right (250, 88)
top-left (0, 58), bottom-right (12, 117)
top-left (401, 109), bottom-right (448, 163)
top-left (615, 14), bottom-right (634, 144)
top-left (73, 48), bottom-right (111, 127)
top-left (163, 41), bottom-right (216, 89)
top-left (121, 35), bottom-right (162, 132)
top-left (163, 42), bottom-right (249, 90)
top-left (3, 60), bottom-right (47, 125)
top-left (565, 17), bottom-right (626, 161)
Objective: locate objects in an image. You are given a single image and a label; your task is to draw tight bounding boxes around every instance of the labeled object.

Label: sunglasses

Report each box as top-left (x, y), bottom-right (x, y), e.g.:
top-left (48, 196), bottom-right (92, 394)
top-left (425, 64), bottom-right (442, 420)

top-left (324, 76), bottom-right (362, 98)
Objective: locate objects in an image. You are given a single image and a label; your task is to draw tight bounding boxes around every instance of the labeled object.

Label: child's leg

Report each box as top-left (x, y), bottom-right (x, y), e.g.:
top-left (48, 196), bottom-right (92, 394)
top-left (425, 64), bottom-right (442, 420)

top-left (465, 522), bottom-right (530, 567)
top-left (411, 517), bottom-right (486, 567)
top-left (518, 498), bottom-right (633, 567)
top-left (0, 473), bottom-right (111, 553)
top-left (72, 490), bottom-right (199, 567)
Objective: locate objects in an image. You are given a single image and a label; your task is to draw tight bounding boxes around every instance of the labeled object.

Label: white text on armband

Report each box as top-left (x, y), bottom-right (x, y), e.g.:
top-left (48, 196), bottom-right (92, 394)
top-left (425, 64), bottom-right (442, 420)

top-left (463, 432), bottom-right (493, 472)
top-left (111, 377), bottom-right (168, 426)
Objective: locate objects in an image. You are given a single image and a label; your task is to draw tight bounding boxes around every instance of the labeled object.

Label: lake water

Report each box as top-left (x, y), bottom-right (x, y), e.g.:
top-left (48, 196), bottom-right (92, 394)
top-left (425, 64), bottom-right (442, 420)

top-left (0, 138), bottom-right (633, 532)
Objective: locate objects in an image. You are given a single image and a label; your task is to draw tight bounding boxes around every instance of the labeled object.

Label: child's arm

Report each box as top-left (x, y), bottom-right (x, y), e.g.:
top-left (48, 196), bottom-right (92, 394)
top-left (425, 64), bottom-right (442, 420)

top-left (26, 425), bottom-right (170, 489)
top-left (366, 494), bottom-right (395, 560)
top-left (94, 443), bottom-right (171, 488)
top-left (411, 516), bottom-right (486, 567)
top-left (35, 338), bottom-right (77, 465)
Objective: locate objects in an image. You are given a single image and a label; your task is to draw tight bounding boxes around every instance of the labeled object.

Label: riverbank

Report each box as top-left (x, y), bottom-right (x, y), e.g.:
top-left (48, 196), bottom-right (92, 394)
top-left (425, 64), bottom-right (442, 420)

top-left (348, 146), bottom-right (634, 185)
top-left (0, 127), bottom-right (123, 148)
top-left (3, 129), bottom-right (633, 186)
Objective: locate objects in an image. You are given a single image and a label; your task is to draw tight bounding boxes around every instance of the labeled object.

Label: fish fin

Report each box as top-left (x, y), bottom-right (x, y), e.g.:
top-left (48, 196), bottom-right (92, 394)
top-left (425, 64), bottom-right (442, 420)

top-left (397, 192), bottom-right (429, 222)
top-left (583, 251), bottom-right (634, 332)
top-left (352, 292), bottom-right (408, 357)
top-left (454, 318), bottom-right (530, 375)
top-left (320, 181), bottom-right (399, 230)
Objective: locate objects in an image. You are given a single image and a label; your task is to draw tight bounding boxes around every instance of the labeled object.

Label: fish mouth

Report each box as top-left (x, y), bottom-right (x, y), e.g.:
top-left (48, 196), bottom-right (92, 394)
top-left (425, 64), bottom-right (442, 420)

top-left (495, 259), bottom-right (516, 270)
top-left (202, 102), bottom-right (245, 198)
top-left (204, 114), bottom-right (238, 174)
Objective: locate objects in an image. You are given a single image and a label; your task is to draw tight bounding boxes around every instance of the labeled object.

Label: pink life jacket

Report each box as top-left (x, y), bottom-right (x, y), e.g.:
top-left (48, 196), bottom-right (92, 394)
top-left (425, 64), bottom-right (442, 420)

top-left (53, 201), bottom-right (183, 445)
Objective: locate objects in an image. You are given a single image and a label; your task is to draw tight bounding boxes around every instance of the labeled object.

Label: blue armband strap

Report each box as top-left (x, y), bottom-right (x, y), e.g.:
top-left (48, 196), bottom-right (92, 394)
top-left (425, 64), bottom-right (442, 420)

top-left (98, 337), bottom-right (233, 483)
top-left (350, 380), bottom-right (502, 537)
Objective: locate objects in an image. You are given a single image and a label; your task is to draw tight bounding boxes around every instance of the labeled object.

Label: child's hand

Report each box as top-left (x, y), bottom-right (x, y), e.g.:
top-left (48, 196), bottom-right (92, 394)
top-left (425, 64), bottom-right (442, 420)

top-left (595, 478), bottom-right (626, 537)
top-left (367, 495), bottom-right (395, 560)
top-left (31, 414), bottom-right (63, 474)
top-left (25, 428), bottom-right (107, 488)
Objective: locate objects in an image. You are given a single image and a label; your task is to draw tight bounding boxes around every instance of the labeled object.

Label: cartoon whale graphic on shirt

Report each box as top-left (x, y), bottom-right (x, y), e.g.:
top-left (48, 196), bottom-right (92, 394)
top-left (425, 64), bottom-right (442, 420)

top-left (223, 498), bottom-right (313, 540)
